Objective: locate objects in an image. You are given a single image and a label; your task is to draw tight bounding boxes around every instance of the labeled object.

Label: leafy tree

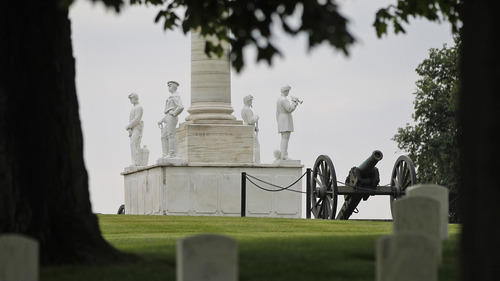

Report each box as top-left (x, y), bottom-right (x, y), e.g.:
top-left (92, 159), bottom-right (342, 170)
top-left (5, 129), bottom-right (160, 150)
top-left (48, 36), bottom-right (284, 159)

top-left (393, 39), bottom-right (460, 222)
top-left (373, 0), bottom-right (462, 37)
top-left (136, 0), bottom-right (355, 72)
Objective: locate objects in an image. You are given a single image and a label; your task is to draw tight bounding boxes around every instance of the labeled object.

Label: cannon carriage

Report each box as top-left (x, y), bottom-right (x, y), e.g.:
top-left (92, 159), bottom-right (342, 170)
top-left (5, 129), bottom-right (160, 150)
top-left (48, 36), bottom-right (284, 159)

top-left (309, 151), bottom-right (417, 219)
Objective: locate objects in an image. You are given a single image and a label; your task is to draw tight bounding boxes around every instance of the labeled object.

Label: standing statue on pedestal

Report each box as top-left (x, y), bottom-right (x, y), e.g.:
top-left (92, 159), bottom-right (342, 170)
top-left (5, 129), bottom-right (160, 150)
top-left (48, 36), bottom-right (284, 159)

top-left (158, 81), bottom-right (184, 160)
top-left (276, 85), bottom-right (301, 160)
top-left (126, 92), bottom-right (146, 166)
top-left (241, 95), bottom-right (260, 163)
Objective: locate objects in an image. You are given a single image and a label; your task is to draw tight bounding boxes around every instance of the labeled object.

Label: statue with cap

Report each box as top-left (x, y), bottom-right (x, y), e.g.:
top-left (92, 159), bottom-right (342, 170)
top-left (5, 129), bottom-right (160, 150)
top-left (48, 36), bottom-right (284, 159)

top-left (158, 81), bottom-right (184, 158)
top-left (276, 85), bottom-right (300, 160)
top-left (241, 95), bottom-right (260, 163)
top-left (126, 92), bottom-right (144, 165)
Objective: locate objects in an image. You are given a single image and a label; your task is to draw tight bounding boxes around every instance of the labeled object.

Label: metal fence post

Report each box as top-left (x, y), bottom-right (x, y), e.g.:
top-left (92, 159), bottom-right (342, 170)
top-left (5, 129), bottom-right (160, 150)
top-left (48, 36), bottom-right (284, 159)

top-left (241, 172), bottom-right (246, 217)
top-left (306, 168), bottom-right (311, 219)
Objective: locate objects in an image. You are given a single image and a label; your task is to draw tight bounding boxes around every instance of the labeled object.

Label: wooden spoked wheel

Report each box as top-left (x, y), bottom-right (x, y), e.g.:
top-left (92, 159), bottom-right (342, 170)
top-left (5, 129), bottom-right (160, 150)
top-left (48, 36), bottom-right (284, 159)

top-left (389, 155), bottom-right (417, 216)
top-left (311, 155), bottom-right (338, 219)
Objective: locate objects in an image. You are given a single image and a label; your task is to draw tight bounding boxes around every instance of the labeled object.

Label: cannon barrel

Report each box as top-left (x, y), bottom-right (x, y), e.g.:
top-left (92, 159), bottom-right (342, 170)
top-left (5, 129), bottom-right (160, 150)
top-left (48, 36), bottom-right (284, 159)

top-left (357, 150), bottom-right (383, 177)
top-left (346, 150), bottom-right (383, 188)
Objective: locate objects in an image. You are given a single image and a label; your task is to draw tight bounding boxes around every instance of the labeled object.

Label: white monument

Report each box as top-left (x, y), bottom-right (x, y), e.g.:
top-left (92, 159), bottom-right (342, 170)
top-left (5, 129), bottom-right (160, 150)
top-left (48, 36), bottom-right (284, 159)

top-left (276, 85), bottom-right (301, 162)
top-left (175, 30), bottom-right (254, 163)
top-left (122, 30), bottom-right (303, 218)
top-left (157, 81), bottom-right (184, 164)
top-left (241, 95), bottom-right (260, 163)
top-left (126, 93), bottom-right (148, 166)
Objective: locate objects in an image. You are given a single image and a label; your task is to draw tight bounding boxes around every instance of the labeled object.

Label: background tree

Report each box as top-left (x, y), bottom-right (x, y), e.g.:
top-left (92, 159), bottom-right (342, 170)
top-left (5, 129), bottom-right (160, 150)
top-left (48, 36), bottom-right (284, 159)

top-left (393, 39), bottom-right (460, 222)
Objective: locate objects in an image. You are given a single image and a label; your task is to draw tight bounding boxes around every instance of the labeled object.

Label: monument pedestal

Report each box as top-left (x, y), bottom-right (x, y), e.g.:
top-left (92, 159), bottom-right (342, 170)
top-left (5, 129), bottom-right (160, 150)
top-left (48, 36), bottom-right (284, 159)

top-left (122, 163), bottom-right (303, 218)
top-left (121, 30), bottom-right (304, 218)
top-left (176, 122), bottom-right (254, 163)
top-left (157, 156), bottom-right (184, 165)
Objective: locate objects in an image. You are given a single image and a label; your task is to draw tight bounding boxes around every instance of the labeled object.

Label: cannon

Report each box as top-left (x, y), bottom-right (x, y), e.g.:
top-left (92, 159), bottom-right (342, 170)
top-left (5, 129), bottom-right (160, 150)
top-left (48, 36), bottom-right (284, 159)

top-left (309, 151), bottom-right (417, 220)
top-left (345, 150), bottom-right (383, 189)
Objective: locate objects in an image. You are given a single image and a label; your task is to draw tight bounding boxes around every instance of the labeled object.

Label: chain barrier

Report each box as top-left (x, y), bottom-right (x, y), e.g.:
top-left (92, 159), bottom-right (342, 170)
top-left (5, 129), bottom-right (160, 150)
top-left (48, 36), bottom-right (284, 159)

top-left (240, 171), bottom-right (310, 217)
top-left (244, 172), bottom-right (308, 194)
top-left (242, 169), bottom-right (461, 218)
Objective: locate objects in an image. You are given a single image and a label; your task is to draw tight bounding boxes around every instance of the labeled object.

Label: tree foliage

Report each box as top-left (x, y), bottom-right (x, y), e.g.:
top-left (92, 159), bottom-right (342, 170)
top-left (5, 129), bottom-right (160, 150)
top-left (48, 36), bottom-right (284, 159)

top-left (91, 0), bottom-right (465, 72)
top-left (393, 38), bottom-right (460, 222)
top-left (90, 0), bottom-right (355, 72)
top-left (373, 0), bottom-right (462, 37)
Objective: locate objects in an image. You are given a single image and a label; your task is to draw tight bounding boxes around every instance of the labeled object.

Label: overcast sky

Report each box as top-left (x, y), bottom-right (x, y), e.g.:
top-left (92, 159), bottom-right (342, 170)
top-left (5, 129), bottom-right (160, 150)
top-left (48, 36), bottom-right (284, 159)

top-left (69, 0), bottom-right (454, 218)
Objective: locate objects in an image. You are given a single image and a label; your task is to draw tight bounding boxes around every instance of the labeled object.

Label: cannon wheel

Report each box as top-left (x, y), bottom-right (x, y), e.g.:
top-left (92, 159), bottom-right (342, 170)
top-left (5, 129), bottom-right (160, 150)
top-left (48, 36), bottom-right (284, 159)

top-left (311, 155), bottom-right (338, 219)
top-left (389, 155), bottom-right (417, 216)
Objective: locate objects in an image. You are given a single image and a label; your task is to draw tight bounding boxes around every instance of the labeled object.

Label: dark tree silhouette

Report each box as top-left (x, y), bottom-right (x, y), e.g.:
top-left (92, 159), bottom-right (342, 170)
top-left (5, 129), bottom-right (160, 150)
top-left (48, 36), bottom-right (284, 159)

top-left (0, 0), bottom-right (122, 264)
top-left (458, 1), bottom-right (500, 279)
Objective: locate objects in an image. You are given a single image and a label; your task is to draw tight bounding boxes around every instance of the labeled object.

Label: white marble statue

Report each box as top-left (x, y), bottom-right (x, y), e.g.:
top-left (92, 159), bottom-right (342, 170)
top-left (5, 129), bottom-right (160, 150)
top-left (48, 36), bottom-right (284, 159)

top-left (241, 95), bottom-right (260, 163)
top-left (158, 81), bottom-right (184, 159)
top-left (273, 149), bottom-right (282, 164)
top-left (126, 92), bottom-right (144, 166)
top-left (276, 85), bottom-right (300, 160)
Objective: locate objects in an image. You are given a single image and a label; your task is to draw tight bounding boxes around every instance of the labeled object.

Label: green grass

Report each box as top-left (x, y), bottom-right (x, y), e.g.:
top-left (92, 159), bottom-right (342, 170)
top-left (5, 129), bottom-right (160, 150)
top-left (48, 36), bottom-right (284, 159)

top-left (41, 215), bottom-right (460, 281)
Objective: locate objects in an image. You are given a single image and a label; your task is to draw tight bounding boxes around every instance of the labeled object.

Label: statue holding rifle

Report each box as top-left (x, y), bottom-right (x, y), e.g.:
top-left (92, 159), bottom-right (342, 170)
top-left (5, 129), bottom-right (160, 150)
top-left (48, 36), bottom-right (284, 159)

top-left (158, 81), bottom-right (184, 160)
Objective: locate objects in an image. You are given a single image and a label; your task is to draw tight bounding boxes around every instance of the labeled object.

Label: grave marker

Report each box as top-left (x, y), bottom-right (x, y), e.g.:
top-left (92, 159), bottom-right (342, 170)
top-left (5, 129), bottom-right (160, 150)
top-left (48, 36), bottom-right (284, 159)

top-left (0, 234), bottom-right (39, 281)
top-left (177, 234), bottom-right (237, 281)
top-left (393, 196), bottom-right (441, 262)
top-left (406, 184), bottom-right (449, 240)
top-left (376, 233), bottom-right (439, 281)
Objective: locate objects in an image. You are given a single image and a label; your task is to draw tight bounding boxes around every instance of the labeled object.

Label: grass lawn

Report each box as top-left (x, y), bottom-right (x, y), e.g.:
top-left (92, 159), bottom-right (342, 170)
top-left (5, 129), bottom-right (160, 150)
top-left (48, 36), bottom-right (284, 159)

top-left (41, 215), bottom-right (460, 281)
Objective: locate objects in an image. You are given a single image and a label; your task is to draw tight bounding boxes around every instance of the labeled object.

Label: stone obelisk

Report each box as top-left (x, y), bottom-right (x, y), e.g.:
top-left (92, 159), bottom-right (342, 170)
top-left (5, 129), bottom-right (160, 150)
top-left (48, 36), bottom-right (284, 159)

top-left (186, 31), bottom-right (238, 123)
top-left (176, 30), bottom-right (253, 163)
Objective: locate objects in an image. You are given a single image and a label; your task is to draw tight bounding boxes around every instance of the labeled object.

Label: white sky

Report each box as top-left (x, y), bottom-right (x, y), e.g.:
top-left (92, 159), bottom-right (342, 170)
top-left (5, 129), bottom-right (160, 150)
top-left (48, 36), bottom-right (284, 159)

top-left (69, 0), bottom-right (454, 218)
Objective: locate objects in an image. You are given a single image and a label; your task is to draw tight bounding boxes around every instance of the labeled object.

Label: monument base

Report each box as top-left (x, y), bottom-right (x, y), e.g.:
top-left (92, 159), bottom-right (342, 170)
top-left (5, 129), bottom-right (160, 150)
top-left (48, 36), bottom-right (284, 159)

top-left (156, 156), bottom-right (184, 165)
top-left (273, 159), bottom-right (302, 165)
top-left (124, 165), bottom-right (148, 173)
top-left (176, 122), bottom-right (254, 163)
top-left (121, 163), bottom-right (303, 218)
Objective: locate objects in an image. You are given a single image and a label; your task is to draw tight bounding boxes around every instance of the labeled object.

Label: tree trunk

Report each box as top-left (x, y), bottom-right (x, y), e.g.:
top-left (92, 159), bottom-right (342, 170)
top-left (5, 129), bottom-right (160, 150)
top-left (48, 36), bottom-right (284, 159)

top-left (0, 1), bottom-right (123, 265)
top-left (459, 0), bottom-right (500, 280)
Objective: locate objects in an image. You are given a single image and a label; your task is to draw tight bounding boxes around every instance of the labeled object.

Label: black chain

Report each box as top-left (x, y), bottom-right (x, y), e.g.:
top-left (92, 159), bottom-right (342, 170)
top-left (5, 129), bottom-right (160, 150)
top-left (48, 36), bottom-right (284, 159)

top-left (245, 172), bottom-right (308, 194)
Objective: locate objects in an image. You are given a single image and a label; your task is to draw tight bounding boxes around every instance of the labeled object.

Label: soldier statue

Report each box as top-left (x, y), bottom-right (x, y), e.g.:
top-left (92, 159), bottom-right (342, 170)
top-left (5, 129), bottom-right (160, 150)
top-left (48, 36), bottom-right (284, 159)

top-left (158, 81), bottom-right (184, 159)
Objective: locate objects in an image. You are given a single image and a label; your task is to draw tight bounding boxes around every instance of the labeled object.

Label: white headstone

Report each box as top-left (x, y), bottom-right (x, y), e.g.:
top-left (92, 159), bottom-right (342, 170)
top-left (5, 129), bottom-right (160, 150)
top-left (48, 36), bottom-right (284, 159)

top-left (177, 234), bottom-right (237, 281)
top-left (406, 184), bottom-right (449, 240)
top-left (376, 233), bottom-right (439, 281)
top-left (393, 196), bottom-right (441, 262)
top-left (0, 234), bottom-right (39, 281)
